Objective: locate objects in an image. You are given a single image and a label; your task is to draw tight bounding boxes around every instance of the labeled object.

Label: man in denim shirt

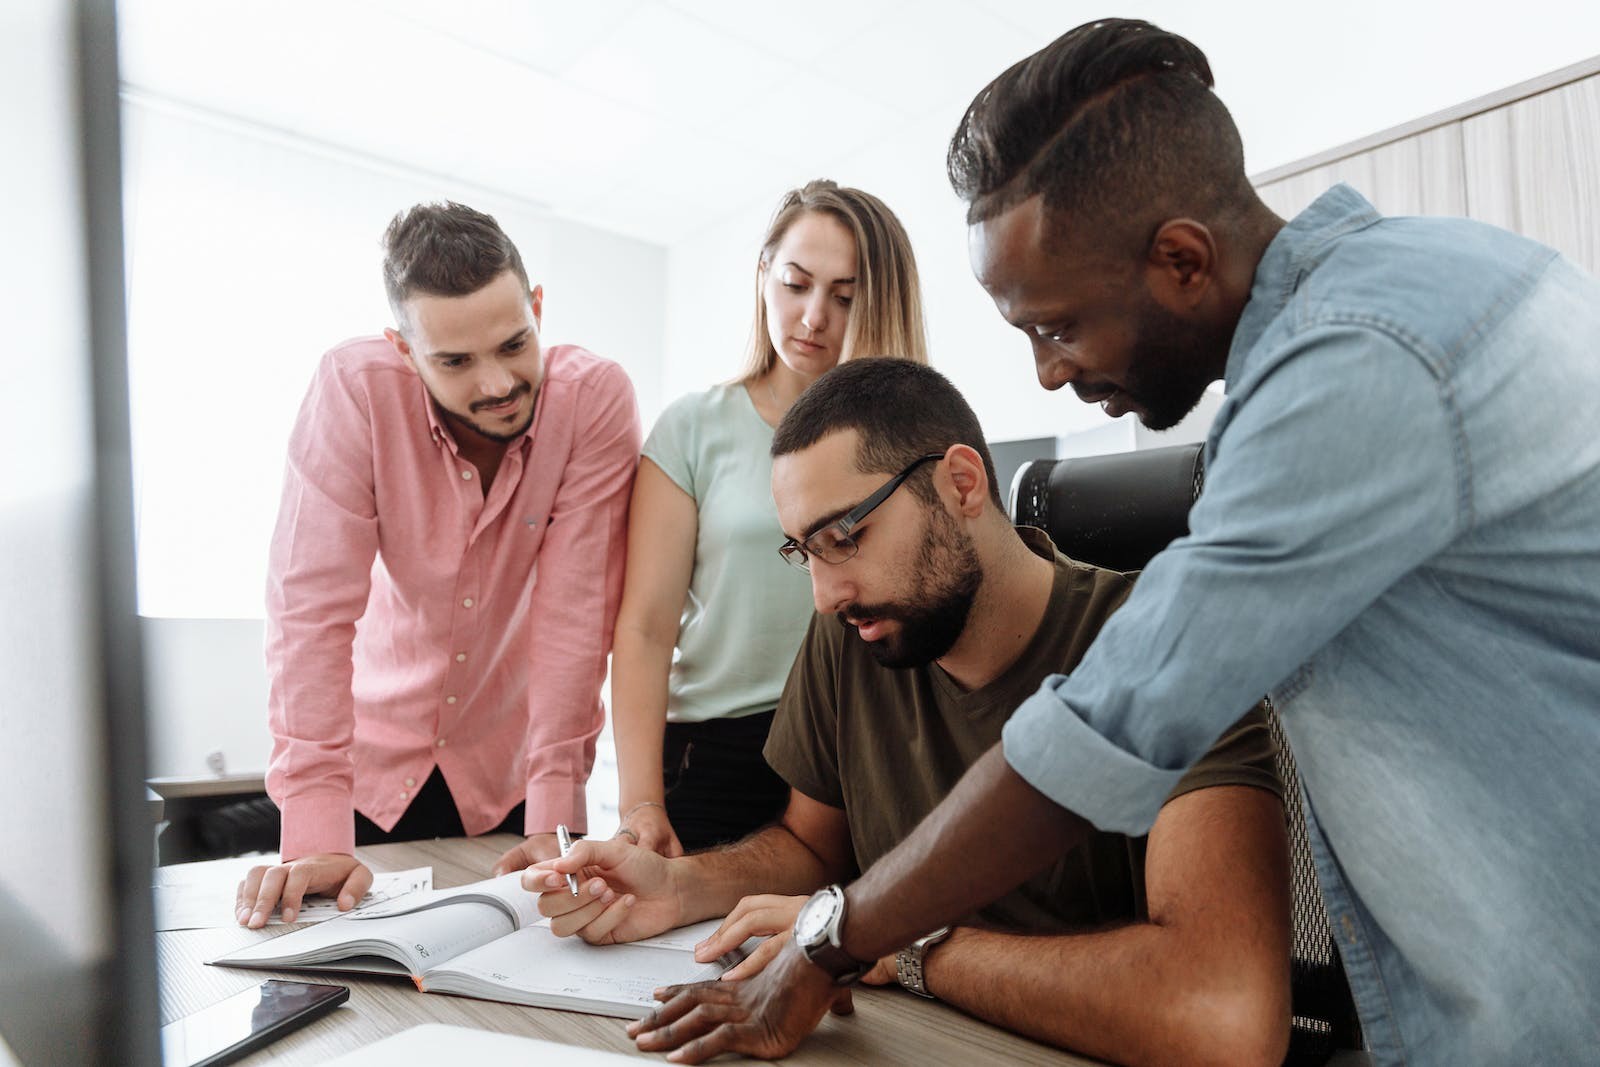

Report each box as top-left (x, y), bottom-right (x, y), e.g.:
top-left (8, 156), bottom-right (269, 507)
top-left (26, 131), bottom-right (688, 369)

top-left (629, 19), bottom-right (1599, 1067)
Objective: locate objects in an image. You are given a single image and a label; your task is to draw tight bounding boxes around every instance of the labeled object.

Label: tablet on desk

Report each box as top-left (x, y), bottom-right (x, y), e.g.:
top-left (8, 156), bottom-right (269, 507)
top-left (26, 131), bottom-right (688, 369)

top-left (322, 1024), bottom-right (644, 1065)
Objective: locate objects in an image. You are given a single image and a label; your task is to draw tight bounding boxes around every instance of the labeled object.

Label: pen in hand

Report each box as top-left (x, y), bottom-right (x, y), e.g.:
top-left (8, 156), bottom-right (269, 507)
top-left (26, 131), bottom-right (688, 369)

top-left (555, 823), bottom-right (580, 897)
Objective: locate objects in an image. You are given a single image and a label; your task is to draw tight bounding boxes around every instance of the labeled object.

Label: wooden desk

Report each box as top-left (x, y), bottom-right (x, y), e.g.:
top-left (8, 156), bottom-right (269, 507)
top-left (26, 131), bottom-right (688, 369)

top-left (159, 835), bottom-right (1101, 1066)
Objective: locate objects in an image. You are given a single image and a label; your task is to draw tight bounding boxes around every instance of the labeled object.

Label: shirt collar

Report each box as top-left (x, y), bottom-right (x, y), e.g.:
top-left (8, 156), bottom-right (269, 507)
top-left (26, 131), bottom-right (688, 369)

top-left (1224, 183), bottom-right (1383, 388)
top-left (422, 383), bottom-right (456, 453)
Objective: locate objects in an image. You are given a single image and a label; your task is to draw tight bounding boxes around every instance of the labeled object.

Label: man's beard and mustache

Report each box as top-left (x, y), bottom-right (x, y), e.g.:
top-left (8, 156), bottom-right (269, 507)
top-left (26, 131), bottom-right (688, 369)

top-left (840, 505), bottom-right (983, 670)
top-left (1084, 293), bottom-right (1224, 432)
top-left (434, 381), bottom-right (535, 442)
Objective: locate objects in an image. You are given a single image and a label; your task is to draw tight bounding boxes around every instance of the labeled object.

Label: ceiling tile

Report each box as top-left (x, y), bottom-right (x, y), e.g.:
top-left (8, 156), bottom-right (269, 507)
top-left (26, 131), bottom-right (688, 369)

top-left (660, 0), bottom-right (913, 68)
top-left (561, 4), bottom-right (801, 136)
top-left (809, 5), bottom-right (1037, 119)
top-left (382, 0), bottom-right (649, 76)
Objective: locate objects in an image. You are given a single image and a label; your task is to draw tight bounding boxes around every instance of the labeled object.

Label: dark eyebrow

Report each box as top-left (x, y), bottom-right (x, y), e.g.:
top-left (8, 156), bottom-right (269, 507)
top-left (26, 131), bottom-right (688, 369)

top-left (422, 327), bottom-right (530, 363)
top-left (797, 499), bottom-right (864, 541)
top-left (782, 261), bottom-right (856, 286)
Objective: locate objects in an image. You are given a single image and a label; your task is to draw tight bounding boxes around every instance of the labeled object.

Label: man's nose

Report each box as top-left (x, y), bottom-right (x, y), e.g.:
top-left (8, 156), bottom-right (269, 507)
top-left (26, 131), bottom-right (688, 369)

top-left (809, 562), bottom-right (852, 616)
top-left (1033, 342), bottom-right (1075, 392)
top-left (479, 361), bottom-right (516, 397)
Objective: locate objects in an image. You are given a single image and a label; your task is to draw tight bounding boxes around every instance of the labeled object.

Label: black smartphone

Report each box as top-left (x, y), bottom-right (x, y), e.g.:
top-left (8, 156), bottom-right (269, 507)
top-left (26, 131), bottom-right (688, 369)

top-left (160, 979), bottom-right (350, 1066)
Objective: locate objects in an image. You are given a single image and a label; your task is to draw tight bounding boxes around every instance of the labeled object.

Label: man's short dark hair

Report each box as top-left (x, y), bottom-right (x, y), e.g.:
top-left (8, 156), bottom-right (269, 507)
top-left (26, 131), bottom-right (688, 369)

top-left (382, 202), bottom-right (529, 323)
top-left (772, 359), bottom-right (1004, 509)
top-left (947, 18), bottom-right (1259, 256)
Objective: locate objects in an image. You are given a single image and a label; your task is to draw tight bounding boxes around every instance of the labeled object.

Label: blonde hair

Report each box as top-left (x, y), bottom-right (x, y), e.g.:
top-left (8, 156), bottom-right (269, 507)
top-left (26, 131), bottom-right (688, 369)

top-left (738, 179), bottom-right (929, 382)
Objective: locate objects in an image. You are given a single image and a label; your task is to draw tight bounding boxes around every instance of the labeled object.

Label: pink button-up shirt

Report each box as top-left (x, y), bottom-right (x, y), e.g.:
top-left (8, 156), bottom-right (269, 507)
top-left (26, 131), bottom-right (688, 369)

top-left (265, 338), bottom-right (640, 860)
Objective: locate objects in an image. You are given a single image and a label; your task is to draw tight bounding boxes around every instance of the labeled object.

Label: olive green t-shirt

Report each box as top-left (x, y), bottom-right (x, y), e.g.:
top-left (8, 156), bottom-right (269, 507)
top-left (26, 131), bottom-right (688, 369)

top-left (764, 526), bottom-right (1282, 934)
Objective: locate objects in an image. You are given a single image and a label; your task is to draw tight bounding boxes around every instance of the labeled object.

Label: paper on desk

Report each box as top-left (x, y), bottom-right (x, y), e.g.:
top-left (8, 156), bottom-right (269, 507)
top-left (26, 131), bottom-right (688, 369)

top-left (152, 855), bottom-right (432, 931)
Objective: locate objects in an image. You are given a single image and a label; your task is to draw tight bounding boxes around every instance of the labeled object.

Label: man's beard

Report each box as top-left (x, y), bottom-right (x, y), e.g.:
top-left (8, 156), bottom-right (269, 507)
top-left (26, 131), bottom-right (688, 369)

top-left (435, 381), bottom-right (535, 443)
top-left (1118, 294), bottom-right (1225, 432)
top-left (841, 506), bottom-right (982, 670)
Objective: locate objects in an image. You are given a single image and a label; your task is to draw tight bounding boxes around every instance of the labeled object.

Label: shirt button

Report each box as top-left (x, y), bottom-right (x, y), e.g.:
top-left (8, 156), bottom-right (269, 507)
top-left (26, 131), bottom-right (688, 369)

top-left (455, 652), bottom-right (466, 663)
top-left (436, 738), bottom-right (447, 748)
top-left (462, 597), bottom-right (474, 608)
top-left (404, 777), bottom-right (416, 788)
top-left (461, 470), bottom-right (473, 480)
top-left (445, 695), bottom-right (457, 705)
top-left (399, 790), bottom-right (410, 800)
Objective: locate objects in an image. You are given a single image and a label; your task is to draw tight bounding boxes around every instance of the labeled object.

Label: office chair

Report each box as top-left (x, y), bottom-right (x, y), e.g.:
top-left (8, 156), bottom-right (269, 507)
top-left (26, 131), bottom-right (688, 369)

top-left (1011, 443), bottom-right (1364, 1065)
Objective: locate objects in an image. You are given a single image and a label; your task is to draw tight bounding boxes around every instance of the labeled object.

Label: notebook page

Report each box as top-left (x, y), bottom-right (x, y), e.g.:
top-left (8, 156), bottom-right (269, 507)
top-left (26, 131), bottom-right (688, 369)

top-left (424, 924), bottom-right (723, 1016)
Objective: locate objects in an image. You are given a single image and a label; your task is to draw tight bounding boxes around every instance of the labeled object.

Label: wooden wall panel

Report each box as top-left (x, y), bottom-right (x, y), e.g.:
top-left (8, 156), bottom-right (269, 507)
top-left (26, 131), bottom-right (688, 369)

top-left (1255, 123), bottom-right (1467, 220)
top-left (1462, 73), bottom-right (1600, 276)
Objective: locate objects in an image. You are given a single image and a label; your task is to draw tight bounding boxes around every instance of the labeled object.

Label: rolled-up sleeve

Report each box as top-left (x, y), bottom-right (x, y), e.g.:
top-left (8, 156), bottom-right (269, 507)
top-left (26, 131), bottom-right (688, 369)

top-left (1004, 326), bottom-right (1463, 835)
top-left (521, 362), bottom-right (642, 833)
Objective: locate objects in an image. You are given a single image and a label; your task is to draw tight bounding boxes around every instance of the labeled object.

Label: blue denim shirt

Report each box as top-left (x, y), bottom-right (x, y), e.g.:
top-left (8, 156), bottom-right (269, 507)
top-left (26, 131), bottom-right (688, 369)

top-left (1002, 185), bottom-right (1600, 1064)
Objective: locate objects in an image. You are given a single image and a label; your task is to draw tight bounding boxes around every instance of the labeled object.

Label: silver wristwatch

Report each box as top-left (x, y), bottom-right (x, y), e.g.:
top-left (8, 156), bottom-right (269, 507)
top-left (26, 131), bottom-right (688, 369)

top-left (895, 925), bottom-right (952, 999)
top-left (793, 884), bottom-right (872, 986)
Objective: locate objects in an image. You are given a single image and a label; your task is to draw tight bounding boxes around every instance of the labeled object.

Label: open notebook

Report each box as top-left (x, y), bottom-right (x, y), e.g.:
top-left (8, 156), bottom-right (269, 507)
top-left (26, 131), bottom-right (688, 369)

top-left (211, 873), bottom-right (745, 1019)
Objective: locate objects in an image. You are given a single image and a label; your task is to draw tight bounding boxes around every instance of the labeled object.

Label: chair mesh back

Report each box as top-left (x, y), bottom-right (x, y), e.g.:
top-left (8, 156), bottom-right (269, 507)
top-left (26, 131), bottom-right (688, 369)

top-left (1267, 700), bottom-right (1363, 1060)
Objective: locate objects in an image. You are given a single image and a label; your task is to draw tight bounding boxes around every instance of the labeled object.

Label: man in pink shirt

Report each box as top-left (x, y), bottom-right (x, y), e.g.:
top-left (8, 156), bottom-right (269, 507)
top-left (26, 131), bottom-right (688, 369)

top-left (237, 202), bottom-right (641, 927)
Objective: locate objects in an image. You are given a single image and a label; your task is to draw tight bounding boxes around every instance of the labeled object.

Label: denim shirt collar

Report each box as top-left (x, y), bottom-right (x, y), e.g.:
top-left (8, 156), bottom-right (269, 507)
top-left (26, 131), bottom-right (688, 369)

top-left (1224, 183), bottom-right (1384, 388)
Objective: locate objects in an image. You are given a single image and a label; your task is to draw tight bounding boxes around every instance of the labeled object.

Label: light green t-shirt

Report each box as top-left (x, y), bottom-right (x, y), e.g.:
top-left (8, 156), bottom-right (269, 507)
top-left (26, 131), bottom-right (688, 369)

top-left (641, 383), bottom-right (817, 724)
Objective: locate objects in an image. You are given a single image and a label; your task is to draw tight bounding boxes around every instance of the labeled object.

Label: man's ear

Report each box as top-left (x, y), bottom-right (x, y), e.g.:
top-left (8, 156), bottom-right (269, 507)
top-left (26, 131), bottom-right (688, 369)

top-left (1143, 219), bottom-right (1216, 312)
top-left (942, 444), bottom-right (992, 518)
top-left (383, 327), bottom-right (416, 371)
top-left (528, 284), bottom-right (544, 328)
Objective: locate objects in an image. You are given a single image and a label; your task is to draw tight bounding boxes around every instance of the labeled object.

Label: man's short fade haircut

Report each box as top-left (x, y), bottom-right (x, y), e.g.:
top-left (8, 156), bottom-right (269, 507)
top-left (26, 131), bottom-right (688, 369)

top-left (382, 201), bottom-right (530, 325)
top-left (772, 358), bottom-right (1004, 510)
top-left (947, 18), bottom-right (1258, 257)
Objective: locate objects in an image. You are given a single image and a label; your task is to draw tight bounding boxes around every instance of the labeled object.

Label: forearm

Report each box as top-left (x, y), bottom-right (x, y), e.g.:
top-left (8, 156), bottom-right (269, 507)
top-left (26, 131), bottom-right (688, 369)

top-left (923, 926), bottom-right (1286, 1067)
top-left (610, 625), bottom-right (676, 807)
top-left (841, 744), bottom-right (1088, 960)
top-left (673, 826), bottom-right (836, 924)
top-left (266, 599), bottom-right (365, 859)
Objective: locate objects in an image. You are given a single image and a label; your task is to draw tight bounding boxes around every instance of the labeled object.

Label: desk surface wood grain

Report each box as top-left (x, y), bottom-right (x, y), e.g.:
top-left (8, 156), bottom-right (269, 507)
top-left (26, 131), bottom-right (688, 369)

top-left (160, 835), bottom-right (1101, 1066)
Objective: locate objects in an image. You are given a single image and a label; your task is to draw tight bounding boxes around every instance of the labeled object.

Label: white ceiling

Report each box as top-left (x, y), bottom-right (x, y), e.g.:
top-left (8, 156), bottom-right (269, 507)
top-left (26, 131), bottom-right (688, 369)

top-left (117, 1), bottom-right (1600, 248)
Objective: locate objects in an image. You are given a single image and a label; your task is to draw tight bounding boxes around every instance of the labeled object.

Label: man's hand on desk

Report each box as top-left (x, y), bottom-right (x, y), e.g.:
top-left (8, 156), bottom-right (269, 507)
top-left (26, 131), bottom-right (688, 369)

top-left (235, 853), bottom-right (372, 928)
top-left (696, 894), bottom-right (899, 984)
top-left (490, 832), bottom-right (561, 876)
top-left (523, 836), bottom-right (685, 944)
top-left (629, 936), bottom-right (849, 1063)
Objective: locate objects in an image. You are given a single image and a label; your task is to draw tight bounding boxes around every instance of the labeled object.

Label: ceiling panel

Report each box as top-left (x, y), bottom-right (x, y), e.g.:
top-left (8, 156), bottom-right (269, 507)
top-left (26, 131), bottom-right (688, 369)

top-left (117, 0), bottom-right (1600, 250)
top-left (659, 0), bottom-right (914, 69)
top-left (561, 4), bottom-right (800, 135)
top-left (806, 3), bottom-right (1037, 119)
top-left (382, 0), bottom-right (648, 76)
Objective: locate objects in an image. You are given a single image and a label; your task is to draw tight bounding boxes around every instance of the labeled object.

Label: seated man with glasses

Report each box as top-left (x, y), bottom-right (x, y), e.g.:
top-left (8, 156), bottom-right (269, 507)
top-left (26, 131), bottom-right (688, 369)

top-left (526, 359), bottom-right (1292, 1065)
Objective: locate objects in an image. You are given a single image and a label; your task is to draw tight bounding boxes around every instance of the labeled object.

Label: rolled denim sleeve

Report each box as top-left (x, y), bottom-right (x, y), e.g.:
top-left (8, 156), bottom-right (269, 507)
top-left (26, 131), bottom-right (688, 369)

top-left (1005, 325), bottom-right (1465, 835)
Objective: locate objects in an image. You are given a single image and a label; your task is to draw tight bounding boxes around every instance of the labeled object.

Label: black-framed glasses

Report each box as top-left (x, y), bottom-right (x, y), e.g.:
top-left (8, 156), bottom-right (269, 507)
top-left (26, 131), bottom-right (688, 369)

top-left (778, 452), bottom-right (945, 572)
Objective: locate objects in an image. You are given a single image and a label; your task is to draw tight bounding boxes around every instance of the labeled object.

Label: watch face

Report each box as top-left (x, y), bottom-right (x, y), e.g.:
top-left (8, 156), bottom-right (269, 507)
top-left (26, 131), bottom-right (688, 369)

top-left (793, 890), bottom-right (836, 943)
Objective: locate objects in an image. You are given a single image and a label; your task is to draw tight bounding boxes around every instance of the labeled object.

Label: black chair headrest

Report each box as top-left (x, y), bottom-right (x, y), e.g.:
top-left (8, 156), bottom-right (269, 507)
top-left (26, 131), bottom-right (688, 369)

top-left (1009, 443), bottom-right (1205, 574)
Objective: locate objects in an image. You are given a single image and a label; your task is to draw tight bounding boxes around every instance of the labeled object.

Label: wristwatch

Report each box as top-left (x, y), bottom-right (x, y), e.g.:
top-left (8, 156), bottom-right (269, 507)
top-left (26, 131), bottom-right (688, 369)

top-left (792, 884), bottom-right (872, 986)
top-left (895, 926), bottom-right (952, 999)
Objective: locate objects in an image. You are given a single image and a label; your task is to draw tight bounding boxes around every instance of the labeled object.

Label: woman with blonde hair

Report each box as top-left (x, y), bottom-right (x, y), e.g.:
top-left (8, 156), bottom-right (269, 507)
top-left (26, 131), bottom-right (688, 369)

top-left (611, 179), bottom-right (928, 855)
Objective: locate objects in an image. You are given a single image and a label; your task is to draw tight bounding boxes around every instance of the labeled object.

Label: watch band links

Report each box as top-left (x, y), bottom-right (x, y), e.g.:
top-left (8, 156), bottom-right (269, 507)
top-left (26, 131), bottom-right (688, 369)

top-left (895, 925), bottom-right (952, 999)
